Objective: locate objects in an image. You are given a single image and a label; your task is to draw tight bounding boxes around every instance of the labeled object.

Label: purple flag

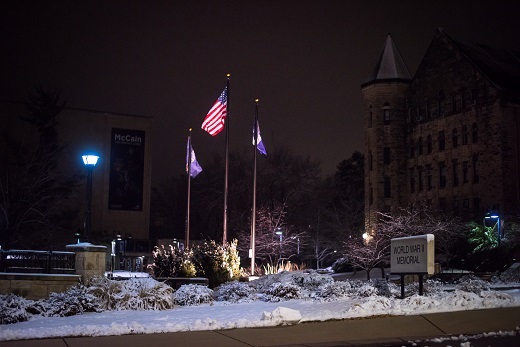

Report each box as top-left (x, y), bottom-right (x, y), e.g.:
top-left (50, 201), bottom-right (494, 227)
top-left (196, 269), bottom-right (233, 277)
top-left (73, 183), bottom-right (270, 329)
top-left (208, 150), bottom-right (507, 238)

top-left (186, 138), bottom-right (203, 178)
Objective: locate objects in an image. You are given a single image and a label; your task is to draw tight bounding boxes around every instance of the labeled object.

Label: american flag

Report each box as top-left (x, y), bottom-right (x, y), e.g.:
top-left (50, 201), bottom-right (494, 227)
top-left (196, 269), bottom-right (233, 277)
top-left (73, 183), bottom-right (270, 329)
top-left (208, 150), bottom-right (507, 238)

top-left (201, 87), bottom-right (228, 136)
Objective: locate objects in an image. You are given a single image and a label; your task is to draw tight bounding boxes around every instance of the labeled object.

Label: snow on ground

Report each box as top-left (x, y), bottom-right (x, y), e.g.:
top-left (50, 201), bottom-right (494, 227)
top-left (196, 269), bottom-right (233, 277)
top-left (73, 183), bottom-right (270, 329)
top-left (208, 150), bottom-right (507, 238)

top-left (1, 271), bottom-right (519, 342)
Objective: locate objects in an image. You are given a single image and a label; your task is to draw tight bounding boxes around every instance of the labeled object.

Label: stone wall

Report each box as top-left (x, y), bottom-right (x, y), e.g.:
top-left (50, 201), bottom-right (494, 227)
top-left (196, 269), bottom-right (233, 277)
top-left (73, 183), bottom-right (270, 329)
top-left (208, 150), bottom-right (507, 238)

top-left (0, 273), bottom-right (81, 300)
top-left (66, 243), bottom-right (107, 282)
top-left (0, 244), bottom-right (107, 299)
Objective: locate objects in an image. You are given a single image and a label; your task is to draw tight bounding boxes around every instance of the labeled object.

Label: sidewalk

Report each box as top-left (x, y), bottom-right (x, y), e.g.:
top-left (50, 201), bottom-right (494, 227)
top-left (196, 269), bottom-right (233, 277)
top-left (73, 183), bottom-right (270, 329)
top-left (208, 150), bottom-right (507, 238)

top-left (1, 306), bottom-right (519, 347)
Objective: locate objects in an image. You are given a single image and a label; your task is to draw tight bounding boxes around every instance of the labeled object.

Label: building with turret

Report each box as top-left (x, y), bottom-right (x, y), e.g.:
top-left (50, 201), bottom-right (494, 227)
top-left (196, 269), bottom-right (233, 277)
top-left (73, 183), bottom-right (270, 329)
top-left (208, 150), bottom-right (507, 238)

top-left (362, 29), bottom-right (520, 231)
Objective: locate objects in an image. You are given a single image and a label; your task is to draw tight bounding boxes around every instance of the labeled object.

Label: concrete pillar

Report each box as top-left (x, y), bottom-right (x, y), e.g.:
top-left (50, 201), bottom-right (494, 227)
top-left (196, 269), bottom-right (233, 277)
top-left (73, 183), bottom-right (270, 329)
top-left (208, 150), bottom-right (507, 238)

top-left (66, 243), bottom-right (107, 283)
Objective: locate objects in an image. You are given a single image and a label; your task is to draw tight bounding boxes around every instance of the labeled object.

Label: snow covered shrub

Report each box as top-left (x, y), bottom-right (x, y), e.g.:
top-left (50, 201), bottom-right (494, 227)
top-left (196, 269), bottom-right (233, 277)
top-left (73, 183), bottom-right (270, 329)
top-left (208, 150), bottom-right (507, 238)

top-left (369, 279), bottom-right (397, 298)
top-left (261, 282), bottom-right (303, 302)
top-left (86, 276), bottom-right (125, 310)
top-left (214, 281), bottom-right (257, 303)
top-left (455, 275), bottom-right (490, 294)
top-left (173, 284), bottom-right (214, 306)
top-left (118, 278), bottom-right (174, 310)
top-left (315, 280), bottom-right (353, 301)
top-left (149, 244), bottom-right (196, 278)
top-left (250, 270), bottom-right (333, 297)
top-left (290, 270), bottom-right (334, 291)
top-left (0, 294), bottom-right (33, 324)
top-left (28, 284), bottom-right (102, 317)
top-left (87, 277), bottom-right (174, 310)
top-left (423, 279), bottom-right (445, 295)
top-left (191, 239), bottom-right (241, 288)
top-left (351, 281), bottom-right (378, 297)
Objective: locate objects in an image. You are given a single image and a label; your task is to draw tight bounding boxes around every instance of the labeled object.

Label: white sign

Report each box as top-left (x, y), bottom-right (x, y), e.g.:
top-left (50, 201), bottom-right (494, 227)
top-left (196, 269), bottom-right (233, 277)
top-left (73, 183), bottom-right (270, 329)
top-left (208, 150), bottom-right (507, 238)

top-left (390, 234), bottom-right (434, 274)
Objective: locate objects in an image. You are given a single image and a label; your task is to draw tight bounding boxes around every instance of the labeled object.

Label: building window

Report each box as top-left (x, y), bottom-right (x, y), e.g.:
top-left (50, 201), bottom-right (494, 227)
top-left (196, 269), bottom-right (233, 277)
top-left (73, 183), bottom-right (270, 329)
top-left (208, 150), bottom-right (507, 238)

top-left (472, 122), bottom-right (478, 143)
top-left (427, 165), bottom-right (433, 190)
top-left (463, 89), bottom-right (475, 109)
top-left (427, 135), bottom-right (432, 154)
top-left (409, 168), bottom-right (415, 193)
top-left (409, 140), bottom-right (415, 158)
top-left (384, 176), bottom-right (391, 198)
top-left (473, 197), bottom-right (480, 217)
top-left (462, 125), bottom-right (468, 145)
top-left (384, 147), bottom-right (391, 165)
top-left (438, 90), bottom-right (445, 116)
top-left (454, 94), bottom-right (462, 113)
top-left (462, 198), bottom-right (469, 213)
top-left (439, 161), bottom-right (447, 188)
top-left (430, 102), bottom-right (438, 119)
top-left (452, 159), bottom-right (459, 187)
top-left (445, 95), bottom-right (453, 114)
top-left (417, 166), bottom-right (424, 191)
top-left (369, 151), bottom-right (373, 171)
top-left (463, 161), bottom-right (469, 183)
top-left (454, 198), bottom-right (460, 216)
top-left (473, 154), bottom-right (479, 183)
top-left (418, 137), bottom-right (423, 155)
top-left (439, 197), bottom-right (447, 212)
top-left (369, 105), bottom-right (373, 128)
top-left (438, 131), bottom-right (445, 151)
top-left (383, 102), bottom-right (390, 125)
top-left (452, 128), bottom-right (458, 148)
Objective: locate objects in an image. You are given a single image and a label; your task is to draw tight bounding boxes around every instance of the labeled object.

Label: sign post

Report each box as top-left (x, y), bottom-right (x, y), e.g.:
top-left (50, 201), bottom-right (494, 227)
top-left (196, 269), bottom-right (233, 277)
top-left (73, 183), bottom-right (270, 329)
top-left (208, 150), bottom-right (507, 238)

top-left (390, 234), bottom-right (434, 298)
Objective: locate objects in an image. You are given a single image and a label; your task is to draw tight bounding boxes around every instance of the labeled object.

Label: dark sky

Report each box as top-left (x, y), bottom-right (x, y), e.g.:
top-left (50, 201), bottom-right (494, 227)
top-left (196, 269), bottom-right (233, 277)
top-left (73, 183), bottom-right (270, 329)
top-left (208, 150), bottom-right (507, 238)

top-left (3, 1), bottom-right (520, 184)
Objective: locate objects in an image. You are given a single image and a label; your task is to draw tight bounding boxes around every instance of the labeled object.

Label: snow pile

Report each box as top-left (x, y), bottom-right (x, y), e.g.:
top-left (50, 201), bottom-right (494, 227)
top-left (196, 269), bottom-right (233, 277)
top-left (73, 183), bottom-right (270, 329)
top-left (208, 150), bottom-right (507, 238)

top-left (261, 306), bottom-right (302, 324)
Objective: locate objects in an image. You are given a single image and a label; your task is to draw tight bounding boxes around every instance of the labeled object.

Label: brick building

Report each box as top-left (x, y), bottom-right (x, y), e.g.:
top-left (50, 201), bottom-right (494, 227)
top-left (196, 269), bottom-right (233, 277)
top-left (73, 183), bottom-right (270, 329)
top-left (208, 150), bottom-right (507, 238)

top-left (1, 102), bottom-right (153, 271)
top-left (362, 28), bottom-right (520, 231)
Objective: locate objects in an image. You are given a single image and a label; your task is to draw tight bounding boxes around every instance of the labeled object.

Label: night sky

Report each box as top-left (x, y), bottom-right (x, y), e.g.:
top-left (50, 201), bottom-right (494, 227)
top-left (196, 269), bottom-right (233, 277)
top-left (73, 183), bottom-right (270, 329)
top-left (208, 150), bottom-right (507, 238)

top-left (3, 1), bottom-right (520, 185)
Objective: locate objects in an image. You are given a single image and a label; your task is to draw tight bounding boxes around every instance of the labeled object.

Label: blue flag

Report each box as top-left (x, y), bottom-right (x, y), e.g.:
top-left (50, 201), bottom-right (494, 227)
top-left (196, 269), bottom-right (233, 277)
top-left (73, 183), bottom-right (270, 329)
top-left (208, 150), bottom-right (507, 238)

top-left (253, 121), bottom-right (267, 156)
top-left (186, 138), bottom-right (203, 178)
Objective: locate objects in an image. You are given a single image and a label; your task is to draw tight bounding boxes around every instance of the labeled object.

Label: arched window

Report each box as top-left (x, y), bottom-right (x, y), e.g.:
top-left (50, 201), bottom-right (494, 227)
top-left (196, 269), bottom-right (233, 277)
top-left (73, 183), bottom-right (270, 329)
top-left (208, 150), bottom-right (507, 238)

top-left (438, 131), bottom-right (445, 151)
top-left (383, 102), bottom-right (390, 125)
top-left (462, 125), bottom-right (468, 145)
top-left (438, 90), bottom-right (445, 116)
top-left (369, 105), bottom-right (373, 127)
top-left (427, 134), bottom-right (432, 154)
top-left (472, 123), bottom-right (479, 143)
top-left (452, 128), bottom-right (458, 148)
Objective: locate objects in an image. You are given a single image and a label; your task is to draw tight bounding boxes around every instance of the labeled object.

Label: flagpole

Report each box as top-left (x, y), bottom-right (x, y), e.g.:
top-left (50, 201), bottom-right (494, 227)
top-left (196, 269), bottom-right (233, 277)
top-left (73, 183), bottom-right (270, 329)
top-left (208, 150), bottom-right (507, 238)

top-left (223, 74), bottom-right (230, 245)
top-left (251, 99), bottom-right (259, 276)
top-left (186, 128), bottom-right (193, 250)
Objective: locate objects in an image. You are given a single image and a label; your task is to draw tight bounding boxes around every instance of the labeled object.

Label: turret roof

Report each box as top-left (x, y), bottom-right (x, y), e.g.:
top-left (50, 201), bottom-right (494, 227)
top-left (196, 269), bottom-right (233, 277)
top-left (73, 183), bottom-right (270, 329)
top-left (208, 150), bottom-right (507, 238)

top-left (362, 34), bottom-right (412, 87)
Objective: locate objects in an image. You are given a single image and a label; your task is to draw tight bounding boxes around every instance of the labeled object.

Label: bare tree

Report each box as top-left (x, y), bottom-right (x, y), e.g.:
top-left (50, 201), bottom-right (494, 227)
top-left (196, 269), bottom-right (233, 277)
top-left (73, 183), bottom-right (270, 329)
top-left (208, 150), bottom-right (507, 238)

top-left (237, 202), bottom-right (307, 267)
top-left (343, 207), bottom-right (466, 279)
top-left (0, 87), bottom-right (77, 249)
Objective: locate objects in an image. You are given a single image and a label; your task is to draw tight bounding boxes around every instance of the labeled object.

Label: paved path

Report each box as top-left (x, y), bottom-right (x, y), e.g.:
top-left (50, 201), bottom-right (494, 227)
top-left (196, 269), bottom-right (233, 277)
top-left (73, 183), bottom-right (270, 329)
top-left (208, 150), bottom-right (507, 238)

top-left (1, 306), bottom-right (519, 347)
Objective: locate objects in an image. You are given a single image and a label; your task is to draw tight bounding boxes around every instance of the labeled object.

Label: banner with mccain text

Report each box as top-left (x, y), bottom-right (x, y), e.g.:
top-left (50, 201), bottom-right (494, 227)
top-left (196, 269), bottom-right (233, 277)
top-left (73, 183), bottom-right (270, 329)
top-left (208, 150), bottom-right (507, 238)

top-left (109, 128), bottom-right (145, 211)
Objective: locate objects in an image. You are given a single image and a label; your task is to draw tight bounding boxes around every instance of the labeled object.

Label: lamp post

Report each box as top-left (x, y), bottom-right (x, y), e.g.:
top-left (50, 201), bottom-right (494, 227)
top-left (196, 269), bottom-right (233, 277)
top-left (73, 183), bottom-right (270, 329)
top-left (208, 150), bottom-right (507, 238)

top-left (484, 212), bottom-right (504, 274)
top-left (111, 232), bottom-right (122, 277)
top-left (484, 213), bottom-right (501, 247)
top-left (82, 154), bottom-right (99, 243)
top-left (275, 228), bottom-right (283, 260)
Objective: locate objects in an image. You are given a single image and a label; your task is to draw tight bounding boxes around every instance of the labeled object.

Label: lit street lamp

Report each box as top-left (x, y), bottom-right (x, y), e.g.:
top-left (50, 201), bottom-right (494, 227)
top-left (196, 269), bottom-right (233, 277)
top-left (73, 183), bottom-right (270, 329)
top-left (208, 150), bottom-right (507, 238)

top-left (82, 154), bottom-right (99, 243)
top-left (484, 213), bottom-right (501, 246)
top-left (275, 228), bottom-right (283, 259)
